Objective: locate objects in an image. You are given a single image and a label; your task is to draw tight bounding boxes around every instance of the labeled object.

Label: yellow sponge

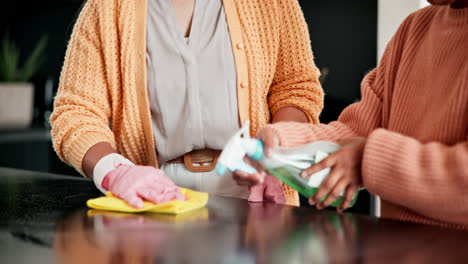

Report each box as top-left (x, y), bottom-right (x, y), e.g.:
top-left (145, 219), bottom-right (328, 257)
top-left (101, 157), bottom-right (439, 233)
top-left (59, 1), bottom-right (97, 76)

top-left (87, 188), bottom-right (209, 215)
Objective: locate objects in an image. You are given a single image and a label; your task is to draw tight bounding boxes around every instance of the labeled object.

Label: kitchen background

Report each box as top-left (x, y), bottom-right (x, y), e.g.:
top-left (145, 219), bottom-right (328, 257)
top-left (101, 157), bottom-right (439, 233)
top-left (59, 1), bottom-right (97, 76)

top-left (0, 0), bottom-right (430, 213)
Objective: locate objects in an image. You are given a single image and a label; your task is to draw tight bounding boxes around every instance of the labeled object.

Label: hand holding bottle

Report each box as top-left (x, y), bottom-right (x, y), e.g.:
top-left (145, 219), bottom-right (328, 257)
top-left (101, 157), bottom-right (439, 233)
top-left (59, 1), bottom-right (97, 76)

top-left (302, 137), bottom-right (365, 211)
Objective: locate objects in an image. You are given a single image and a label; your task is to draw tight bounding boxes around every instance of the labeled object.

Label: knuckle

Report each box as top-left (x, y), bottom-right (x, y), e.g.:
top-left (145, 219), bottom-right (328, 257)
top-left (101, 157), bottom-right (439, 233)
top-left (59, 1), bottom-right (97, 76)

top-left (322, 181), bottom-right (333, 190)
top-left (330, 190), bottom-right (341, 198)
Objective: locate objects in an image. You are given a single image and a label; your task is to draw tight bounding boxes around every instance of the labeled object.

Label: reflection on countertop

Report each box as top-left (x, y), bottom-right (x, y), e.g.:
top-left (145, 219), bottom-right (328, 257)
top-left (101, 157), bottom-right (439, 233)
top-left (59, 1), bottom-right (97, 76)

top-left (2, 167), bottom-right (468, 263)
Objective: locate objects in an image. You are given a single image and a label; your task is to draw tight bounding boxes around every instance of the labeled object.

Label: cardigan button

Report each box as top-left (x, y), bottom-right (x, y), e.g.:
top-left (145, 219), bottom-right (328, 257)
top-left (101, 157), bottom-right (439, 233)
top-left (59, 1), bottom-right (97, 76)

top-left (236, 43), bottom-right (245, 50)
top-left (240, 82), bottom-right (248, 88)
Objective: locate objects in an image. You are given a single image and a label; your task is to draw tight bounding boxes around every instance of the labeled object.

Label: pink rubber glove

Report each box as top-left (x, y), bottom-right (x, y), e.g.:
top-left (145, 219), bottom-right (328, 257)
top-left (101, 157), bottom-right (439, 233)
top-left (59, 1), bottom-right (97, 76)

top-left (248, 175), bottom-right (286, 204)
top-left (102, 165), bottom-right (186, 208)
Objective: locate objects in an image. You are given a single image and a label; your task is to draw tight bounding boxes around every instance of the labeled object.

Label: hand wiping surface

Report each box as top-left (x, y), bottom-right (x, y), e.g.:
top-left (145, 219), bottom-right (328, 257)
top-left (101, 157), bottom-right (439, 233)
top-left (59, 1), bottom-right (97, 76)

top-left (87, 187), bottom-right (209, 215)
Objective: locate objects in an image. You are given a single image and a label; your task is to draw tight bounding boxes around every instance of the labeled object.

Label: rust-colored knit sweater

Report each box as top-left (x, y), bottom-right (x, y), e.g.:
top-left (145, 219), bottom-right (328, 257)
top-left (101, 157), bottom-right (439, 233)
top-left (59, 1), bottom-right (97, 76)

top-left (50, 0), bottom-right (323, 206)
top-left (268, 6), bottom-right (468, 228)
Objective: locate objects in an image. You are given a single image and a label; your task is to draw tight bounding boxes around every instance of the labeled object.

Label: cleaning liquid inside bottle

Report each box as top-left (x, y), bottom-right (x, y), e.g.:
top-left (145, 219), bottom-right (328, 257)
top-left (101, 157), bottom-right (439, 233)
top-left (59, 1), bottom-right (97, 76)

top-left (252, 141), bottom-right (359, 208)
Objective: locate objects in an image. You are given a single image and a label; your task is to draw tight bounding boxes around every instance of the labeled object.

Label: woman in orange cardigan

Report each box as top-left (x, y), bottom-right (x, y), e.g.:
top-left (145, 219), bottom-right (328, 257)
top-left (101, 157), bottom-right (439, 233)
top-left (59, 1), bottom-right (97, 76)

top-left (51, 0), bottom-right (323, 207)
top-left (237, 0), bottom-right (468, 228)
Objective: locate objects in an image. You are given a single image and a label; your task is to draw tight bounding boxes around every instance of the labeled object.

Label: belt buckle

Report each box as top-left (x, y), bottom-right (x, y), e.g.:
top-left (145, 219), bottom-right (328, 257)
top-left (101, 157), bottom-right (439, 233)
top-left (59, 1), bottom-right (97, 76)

top-left (183, 149), bottom-right (219, 173)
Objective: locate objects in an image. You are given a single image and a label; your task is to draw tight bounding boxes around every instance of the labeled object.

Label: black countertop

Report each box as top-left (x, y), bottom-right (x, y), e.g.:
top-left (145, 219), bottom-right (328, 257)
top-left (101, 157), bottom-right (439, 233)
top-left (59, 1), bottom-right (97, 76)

top-left (1, 167), bottom-right (467, 263)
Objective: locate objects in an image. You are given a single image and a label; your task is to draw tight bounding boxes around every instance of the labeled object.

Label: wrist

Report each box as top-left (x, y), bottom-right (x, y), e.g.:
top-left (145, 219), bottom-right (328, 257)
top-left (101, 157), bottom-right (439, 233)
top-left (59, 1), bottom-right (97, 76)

top-left (93, 153), bottom-right (134, 194)
top-left (272, 106), bottom-right (308, 123)
top-left (258, 125), bottom-right (283, 147)
top-left (82, 142), bottom-right (118, 178)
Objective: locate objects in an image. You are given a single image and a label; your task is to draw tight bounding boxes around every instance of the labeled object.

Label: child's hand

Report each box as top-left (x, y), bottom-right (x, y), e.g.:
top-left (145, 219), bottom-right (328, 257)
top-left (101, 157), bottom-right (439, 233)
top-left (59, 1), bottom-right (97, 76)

top-left (256, 126), bottom-right (281, 158)
top-left (301, 137), bottom-right (366, 212)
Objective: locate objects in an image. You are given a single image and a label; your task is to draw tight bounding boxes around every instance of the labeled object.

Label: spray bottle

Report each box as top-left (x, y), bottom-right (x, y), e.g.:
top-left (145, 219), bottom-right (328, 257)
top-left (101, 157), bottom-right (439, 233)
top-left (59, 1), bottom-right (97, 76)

top-left (216, 121), bottom-right (359, 208)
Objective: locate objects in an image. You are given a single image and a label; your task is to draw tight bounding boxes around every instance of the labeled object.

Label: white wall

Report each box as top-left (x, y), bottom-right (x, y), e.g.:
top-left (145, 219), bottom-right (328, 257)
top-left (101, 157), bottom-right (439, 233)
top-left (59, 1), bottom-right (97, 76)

top-left (377, 0), bottom-right (430, 61)
top-left (420, 0), bottom-right (431, 8)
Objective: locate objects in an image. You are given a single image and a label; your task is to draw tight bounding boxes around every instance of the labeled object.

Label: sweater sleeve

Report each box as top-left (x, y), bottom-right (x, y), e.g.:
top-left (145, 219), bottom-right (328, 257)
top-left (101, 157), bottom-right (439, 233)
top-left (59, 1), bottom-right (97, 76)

top-left (268, 0), bottom-right (324, 124)
top-left (267, 66), bottom-right (384, 148)
top-left (266, 12), bottom-right (416, 148)
top-left (50, 0), bottom-right (115, 175)
top-left (363, 129), bottom-right (468, 220)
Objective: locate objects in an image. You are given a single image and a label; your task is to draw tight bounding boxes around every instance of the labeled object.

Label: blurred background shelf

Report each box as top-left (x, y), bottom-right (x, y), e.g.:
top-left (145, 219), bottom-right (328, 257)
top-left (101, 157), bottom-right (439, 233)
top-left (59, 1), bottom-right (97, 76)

top-left (0, 128), bottom-right (79, 176)
top-left (0, 128), bottom-right (51, 143)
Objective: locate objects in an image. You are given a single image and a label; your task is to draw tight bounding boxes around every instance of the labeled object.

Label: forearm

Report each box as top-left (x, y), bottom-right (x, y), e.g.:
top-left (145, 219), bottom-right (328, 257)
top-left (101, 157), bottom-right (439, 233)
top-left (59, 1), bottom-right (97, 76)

top-left (272, 106), bottom-right (309, 124)
top-left (82, 142), bottom-right (118, 177)
top-left (267, 68), bottom-right (385, 148)
top-left (363, 129), bottom-right (468, 217)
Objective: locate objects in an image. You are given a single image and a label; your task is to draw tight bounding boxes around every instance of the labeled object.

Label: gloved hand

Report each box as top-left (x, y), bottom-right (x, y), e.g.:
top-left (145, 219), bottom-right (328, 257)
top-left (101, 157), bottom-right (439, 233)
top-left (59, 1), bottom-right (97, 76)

top-left (248, 174), bottom-right (286, 204)
top-left (102, 164), bottom-right (186, 208)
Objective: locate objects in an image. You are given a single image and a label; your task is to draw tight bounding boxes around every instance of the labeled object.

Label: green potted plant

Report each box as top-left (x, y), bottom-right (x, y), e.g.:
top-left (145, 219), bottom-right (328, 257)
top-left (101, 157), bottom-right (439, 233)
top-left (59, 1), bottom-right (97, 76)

top-left (0, 33), bottom-right (47, 128)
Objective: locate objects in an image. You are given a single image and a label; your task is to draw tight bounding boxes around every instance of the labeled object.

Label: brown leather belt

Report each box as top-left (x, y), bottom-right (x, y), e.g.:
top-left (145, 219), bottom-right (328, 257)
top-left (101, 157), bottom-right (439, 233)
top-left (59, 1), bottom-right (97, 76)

top-left (166, 149), bottom-right (221, 173)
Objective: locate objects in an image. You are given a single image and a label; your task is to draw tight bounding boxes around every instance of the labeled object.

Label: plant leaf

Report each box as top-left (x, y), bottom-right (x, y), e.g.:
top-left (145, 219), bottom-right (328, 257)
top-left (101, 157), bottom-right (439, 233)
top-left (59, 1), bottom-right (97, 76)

top-left (17, 36), bottom-right (48, 82)
top-left (0, 33), bottom-right (20, 82)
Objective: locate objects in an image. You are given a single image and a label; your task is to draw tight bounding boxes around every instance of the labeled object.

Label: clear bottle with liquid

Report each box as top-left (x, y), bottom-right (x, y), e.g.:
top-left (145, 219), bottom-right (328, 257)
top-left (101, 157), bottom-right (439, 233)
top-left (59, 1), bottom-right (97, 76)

top-left (244, 140), bottom-right (359, 208)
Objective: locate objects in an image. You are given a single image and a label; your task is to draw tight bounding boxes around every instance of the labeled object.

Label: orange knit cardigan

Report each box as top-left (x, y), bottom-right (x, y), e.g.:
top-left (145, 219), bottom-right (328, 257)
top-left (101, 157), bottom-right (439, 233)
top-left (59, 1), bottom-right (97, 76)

top-left (50, 0), bottom-right (324, 205)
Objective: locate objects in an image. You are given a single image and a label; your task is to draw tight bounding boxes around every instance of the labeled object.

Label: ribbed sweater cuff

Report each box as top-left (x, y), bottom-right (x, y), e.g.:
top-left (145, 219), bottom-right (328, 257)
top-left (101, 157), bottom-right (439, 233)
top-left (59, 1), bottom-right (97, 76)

top-left (65, 132), bottom-right (115, 175)
top-left (264, 122), bottom-right (314, 147)
top-left (265, 121), bottom-right (354, 148)
top-left (362, 128), bottom-right (407, 194)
